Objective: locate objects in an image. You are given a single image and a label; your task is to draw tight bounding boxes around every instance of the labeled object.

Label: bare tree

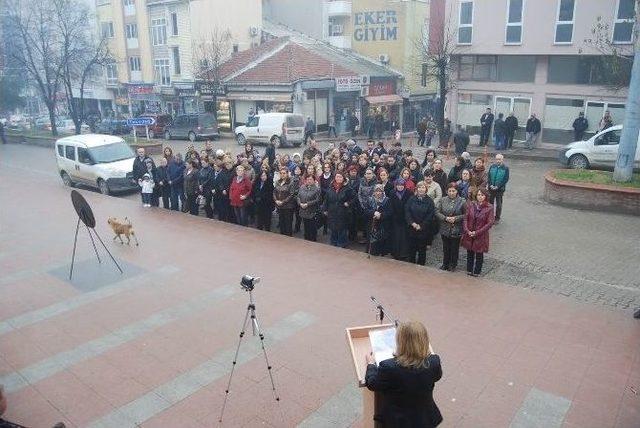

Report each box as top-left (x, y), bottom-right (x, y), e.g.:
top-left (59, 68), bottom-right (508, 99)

top-left (54, 0), bottom-right (113, 134)
top-left (6, 0), bottom-right (66, 135)
top-left (192, 28), bottom-right (233, 110)
top-left (414, 5), bottom-right (459, 137)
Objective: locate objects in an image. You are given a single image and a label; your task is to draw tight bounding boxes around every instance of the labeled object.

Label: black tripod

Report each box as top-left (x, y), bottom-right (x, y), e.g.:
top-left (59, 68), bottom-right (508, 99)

top-left (218, 276), bottom-right (283, 425)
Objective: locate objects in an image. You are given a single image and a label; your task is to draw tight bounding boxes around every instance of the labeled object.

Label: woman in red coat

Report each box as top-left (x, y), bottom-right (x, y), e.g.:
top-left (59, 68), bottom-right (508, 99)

top-left (229, 165), bottom-right (252, 226)
top-left (462, 187), bottom-right (494, 276)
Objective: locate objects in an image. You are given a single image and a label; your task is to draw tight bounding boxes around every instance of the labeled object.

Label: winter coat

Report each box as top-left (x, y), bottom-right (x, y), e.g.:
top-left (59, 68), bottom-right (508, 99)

top-left (155, 166), bottom-right (169, 190)
top-left (457, 180), bottom-right (471, 200)
top-left (469, 166), bottom-right (487, 200)
top-left (480, 113), bottom-right (494, 129)
top-left (436, 196), bottom-right (466, 238)
top-left (212, 169), bottom-right (230, 200)
top-left (297, 183), bottom-right (321, 219)
top-left (183, 169), bottom-right (199, 197)
top-left (453, 131), bottom-right (470, 154)
top-left (426, 181), bottom-right (442, 207)
top-left (572, 117), bottom-right (588, 133)
top-left (132, 155), bottom-right (154, 182)
top-left (390, 191), bottom-right (411, 259)
top-left (405, 195), bottom-right (437, 240)
top-left (197, 165), bottom-right (215, 193)
top-left (505, 116), bottom-right (519, 133)
top-left (366, 196), bottom-right (393, 241)
top-left (462, 201), bottom-right (494, 253)
top-left (322, 184), bottom-right (354, 232)
top-left (488, 164), bottom-right (510, 192)
top-left (525, 118), bottom-right (541, 134)
top-left (253, 177), bottom-right (275, 212)
top-left (139, 177), bottom-right (155, 194)
top-left (167, 158), bottom-right (185, 188)
top-left (432, 170), bottom-right (448, 194)
top-left (493, 118), bottom-right (506, 138)
top-left (448, 165), bottom-right (464, 184)
top-left (229, 176), bottom-right (252, 207)
top-left (273, 178), bottom-right (297, 210)
top-left (358, 177), bottom-right (377, 212)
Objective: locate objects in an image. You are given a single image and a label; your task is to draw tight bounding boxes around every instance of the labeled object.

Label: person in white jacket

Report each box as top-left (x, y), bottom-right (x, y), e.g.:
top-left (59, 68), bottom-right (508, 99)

top-left (138, 173), bottom-right (155, 207)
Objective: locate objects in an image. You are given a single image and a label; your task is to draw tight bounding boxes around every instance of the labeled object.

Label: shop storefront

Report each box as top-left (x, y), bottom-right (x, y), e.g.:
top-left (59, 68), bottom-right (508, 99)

top-left (226, 92), bottom-right (293, 127)
top-left (362, 78), bottom-right (402, 136)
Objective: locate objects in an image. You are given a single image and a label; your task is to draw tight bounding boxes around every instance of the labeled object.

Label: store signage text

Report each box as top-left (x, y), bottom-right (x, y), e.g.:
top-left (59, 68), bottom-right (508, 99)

top-left (353, 10), bottom-right (398, 42)
top-left (335, 76), bottom-right (363, 92)
top-left (128, 85), bottom-right (154, 96)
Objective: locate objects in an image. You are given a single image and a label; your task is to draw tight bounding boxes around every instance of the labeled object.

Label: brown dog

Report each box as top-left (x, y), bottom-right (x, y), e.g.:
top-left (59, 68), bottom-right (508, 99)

top-left (107, 217), bottom-right (139, 246)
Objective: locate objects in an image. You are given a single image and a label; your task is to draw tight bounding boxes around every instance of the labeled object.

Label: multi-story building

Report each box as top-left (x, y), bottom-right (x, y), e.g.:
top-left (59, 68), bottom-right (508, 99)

top-left (445, 0), bottom-right (634, 144)
top-left (264, 0), bottom-right (443, 131)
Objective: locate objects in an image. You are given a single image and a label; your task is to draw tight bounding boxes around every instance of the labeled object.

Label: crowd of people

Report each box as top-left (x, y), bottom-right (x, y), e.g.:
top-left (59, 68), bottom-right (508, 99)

top-left (132, 137), bottom-right (510, 276)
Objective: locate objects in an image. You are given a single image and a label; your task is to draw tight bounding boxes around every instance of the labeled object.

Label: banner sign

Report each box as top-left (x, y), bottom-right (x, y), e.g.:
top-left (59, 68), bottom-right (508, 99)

top-left (335, 76), bottom-right (363, 92)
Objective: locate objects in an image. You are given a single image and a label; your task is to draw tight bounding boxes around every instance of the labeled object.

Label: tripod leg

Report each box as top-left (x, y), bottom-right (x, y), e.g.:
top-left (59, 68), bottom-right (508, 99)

top-left (251, 313), bottom-right (285, 423)
top-left (92, 228), bottom-right (123, 274)
top-left (69, 217), bottom-right (81, 280)
top-left (219, 306), bottom-right (251, 424)
top-left (86, 226), bottom-right (102, 264)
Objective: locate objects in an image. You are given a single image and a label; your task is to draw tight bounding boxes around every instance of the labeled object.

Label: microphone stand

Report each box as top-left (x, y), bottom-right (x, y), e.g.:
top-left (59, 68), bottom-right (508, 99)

top-left (370, 296), bottom-right (399, 326)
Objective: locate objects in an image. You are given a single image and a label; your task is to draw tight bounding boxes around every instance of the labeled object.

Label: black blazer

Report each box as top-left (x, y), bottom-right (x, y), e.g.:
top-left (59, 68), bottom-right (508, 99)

top-left (366, 354), bottom-right (443, 428)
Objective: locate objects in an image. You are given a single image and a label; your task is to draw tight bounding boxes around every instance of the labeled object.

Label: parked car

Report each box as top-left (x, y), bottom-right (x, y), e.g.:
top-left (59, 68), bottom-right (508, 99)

top-left (96, 119), bottom-right (132, 135)
top-left (133, 114), bottom-right (172, 138)
top-left (57, 119), bottom-right (90, 134)
top-left (559, 125), bottom-right (640, 169)
top-left (55, 134), bottom-right (138, 195)
top-left (234, 113), bottom-right (304, 147)
top-left (164, 113), bottom-right (219, 141)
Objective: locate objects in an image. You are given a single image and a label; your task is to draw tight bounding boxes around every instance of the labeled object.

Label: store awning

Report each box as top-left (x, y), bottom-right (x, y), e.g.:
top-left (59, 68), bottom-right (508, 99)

top-left (226, 92), bottom-right (292, 102)
top-left (365, 94), bottom-right (404, 106)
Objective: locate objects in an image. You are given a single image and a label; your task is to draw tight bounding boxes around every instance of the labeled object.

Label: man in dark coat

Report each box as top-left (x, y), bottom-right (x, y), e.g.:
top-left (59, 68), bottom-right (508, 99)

top-left (524, 113), bottom-right (542, 150)
top-left (303, 116), bottom-right (315, 145)
top-left (479, 108), bottom-right (494, 146)
top-left (416, 117), bottom-right (427, 147)
top-left (504, 112), bottom-right (519, 148)
top-left (572, 112), bottom-right (589, 141)
top-left (131, 147), bottom-right (155, 204)
top-left (349, 112), bottom-right (359, 138)
top-left (493, 113), bottom-right (507, 150)
top-left (453, 125), bottom-right (470, 155)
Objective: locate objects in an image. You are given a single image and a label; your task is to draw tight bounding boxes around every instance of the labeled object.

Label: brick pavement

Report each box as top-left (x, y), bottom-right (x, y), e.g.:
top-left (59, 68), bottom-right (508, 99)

top-left (0, 159), bottom-right (639, 427)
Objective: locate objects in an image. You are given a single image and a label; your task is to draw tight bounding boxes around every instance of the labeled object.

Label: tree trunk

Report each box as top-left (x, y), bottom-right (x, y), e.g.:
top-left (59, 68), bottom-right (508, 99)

top-left (436, 63), bottom-right (447, 136)
top-left (613, 48), bottom-right (639, 182)
top-left (48, 105), bottom-right (58, 136)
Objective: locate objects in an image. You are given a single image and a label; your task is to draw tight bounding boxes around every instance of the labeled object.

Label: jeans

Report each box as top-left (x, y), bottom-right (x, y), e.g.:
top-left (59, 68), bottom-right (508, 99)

top-left (441, 236), bottom-right (461, 268)
top-left (233, 206), bottom-right (248, 226)
top-left (142, 193), bottom-right (151, 205)
top-left (330, 229), bottom-right (348, 247)
top-left (408, 235), bottom-right (428, 265)
top-left (328, 126), bottom-right (337, 138)
top-left (488, 189), bottom-right (504, 220)
top-left (467, 250), bottom-right (484, 274)
top-left (494, 134), bottom-right (506, 150)
top-left (480, 127), bottom-right (491, 145)
top-left (303, 218), bottom-right (317, 241)
top-left (278, 208), bottom-right (294, 236)
top-left (170, 185), bottom-right (181, 211)
top-left (525, 132), bottom-right (538, 149)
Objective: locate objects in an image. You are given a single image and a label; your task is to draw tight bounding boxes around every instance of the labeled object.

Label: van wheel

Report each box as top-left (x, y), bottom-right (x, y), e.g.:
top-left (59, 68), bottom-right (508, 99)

top-left (236, 134), bottom-right (246, 145)
top-left (568, 154), bottom-right (589, 169)
top-left (98, 179), bottom-right (110, 195)
top-left (164, 130), bottom-right (171, 140)
top-left (61, 172), bottom-right (74, 187)
top-left (188, 132), bottom-right (196, 142)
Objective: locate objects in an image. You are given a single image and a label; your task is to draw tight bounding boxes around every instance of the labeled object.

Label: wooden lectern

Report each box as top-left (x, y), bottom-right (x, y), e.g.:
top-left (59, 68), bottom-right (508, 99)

top-left (345, 323), bottom-right (394, 428)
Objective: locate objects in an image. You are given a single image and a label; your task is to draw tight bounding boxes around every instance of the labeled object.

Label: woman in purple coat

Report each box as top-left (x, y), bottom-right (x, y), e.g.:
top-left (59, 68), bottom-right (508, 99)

top-left (462, 188), bottom-right (494, 276)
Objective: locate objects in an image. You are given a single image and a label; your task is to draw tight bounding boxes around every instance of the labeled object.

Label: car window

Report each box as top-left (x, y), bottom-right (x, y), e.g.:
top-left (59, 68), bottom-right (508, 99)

top-left (595, 129), bottom-right (621, 146)
top-left (247, 116), bottom-right (259, 127)
top-left (65, 145), bottom-right (76, 160)
top-left (77, 147), bottom-right (92, 164)
top-left (57, 145), bottom-right (64, 157)
top-left (286, 115), bottom-right (304, 127)
top-left (199, 115), bottom-right (216, 128)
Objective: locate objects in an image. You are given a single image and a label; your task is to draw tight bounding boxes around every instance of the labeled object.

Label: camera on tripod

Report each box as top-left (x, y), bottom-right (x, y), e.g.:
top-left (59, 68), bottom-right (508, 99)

top-left (240, 275), bottom-right (260, 291)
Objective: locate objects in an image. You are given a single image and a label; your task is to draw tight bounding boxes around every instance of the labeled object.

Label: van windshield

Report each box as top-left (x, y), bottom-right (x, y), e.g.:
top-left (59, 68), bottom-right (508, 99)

top-left (199, 115), bottom-right (217, 128)
top-left (89, 142), bottom-right (135, 163)
top-left (286, 115), bottom-right (304, 127)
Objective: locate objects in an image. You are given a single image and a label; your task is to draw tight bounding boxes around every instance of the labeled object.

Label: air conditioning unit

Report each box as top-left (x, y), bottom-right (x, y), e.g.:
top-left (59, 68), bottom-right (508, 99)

top-left (249, 27), bottom-right (259, 37)
top-left (378, 54), bottom-right (390, 64)
top-left (360, 86), bottom-right (369, 97)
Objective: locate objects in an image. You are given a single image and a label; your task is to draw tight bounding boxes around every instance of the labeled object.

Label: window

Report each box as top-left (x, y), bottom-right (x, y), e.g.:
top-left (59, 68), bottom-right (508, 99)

top-left (595, 129), bottom-right (622, 146)
top-left (101, 22), bottom-right (114, 38)
top-left (247, 116), bottom-right (259, 127)
top-left (555, 0), bottom-right (575, 43)
top-left (57, 145), bottom-right (64, 157)
top-left (125, 23), bottom-right (137, 39)
top-left (497, 55), bottom-right (536, 82)
top-left (548, 56), bottom-right (632, 85)
top-left (106, 63), bottom-right (118, 84)
top-left (65, 145), bottom-right (76, 161)
top-left (77, 147), bottom-right (92, 164)
top-left (458, 55), bottom-right (497, 80)
top-left (613, 0), bottom-right (636, 43)
top-left (233, 44), bottom-right (239, 53)
top-left (123, 0), bottom-right (134, 5)
top-left (171, 12), bottom-right (178, 36)
top-left (154, 59), bottom-right (171, 85)
top-left (129, 56), bottom-right (141, 72)
top-left (172, 47), bottom-right (181, 75)
top-left (505, 0), bottom-right (523, 44)
top-left (458, 1), bottom-right (473, 44)
top-left (151, 18), bottom-right (167, 46)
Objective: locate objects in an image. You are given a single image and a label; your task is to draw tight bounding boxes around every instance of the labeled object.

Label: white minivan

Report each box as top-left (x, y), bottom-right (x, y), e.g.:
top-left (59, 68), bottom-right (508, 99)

top-left (559, 125), bottom-right (640, 169)
top-left (234, 113), bottom-right (305, 147)
top-left (55, 134), bottom-right (138, 195)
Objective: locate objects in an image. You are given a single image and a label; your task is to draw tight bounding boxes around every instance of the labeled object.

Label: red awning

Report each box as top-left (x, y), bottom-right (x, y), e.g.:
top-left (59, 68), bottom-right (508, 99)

top-left (365, 94), bottom-right (403, 106)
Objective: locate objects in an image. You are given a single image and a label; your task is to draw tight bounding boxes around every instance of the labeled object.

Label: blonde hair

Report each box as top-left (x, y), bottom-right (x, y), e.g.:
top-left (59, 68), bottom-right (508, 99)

top-left (395, 321), bottom-right (431, 369)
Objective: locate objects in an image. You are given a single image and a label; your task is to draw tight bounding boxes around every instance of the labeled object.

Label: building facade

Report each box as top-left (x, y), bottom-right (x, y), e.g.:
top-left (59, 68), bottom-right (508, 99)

top-left (445, 0), bottom-right (634, 144)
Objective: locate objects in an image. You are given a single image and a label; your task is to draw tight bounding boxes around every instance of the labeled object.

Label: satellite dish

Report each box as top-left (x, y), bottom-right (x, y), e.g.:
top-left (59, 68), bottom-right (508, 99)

top-left (71, 190), bottom-right (96, 228)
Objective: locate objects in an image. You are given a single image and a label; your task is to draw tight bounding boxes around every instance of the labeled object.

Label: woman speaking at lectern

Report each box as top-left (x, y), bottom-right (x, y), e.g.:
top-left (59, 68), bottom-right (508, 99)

top-left (365, 321), bottom-right (443, 427)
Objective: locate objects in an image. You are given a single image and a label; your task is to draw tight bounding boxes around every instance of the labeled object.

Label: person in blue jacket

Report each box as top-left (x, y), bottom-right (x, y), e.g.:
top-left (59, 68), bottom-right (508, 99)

top-left (487, 153), bottom-right (510, 223)
top-left (167, 152), bottom-right (185, 211)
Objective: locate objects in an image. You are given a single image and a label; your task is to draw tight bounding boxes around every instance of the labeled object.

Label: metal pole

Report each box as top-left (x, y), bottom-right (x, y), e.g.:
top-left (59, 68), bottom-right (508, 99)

top-left (613, 46), bottom-right (640, 182)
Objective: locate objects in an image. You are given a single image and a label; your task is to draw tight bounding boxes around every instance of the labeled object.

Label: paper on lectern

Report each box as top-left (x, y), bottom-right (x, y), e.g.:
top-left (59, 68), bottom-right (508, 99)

top-left (369, 327), bottom-right (396, 365)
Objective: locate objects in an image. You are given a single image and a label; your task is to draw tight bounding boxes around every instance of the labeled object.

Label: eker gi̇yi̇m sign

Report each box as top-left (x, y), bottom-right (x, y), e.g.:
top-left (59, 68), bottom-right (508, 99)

top-left (353, 10), bottom-right (398, 42)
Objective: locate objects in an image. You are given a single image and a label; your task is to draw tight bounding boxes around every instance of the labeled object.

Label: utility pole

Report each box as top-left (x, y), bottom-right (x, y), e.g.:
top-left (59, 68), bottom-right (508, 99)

top-left (613, 43), bottom-right (639, 182)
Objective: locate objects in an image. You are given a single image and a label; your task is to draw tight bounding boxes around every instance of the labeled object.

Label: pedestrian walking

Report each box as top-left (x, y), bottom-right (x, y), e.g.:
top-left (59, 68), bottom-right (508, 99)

top-left (487, 154), bottom-right (509, 223)
top-left (416, 117), bottom-right (427, 147)
top-left (304, 116), bottom-right (315, 145)
top-left (349, 111), bottom-right (359, 138)
top-left (479, 108), bottom-right (494, 146)
top-left (439, 118), bottom-right (452, 148)
top-left (524, 114), bottom-right (541, 150)
top-left (436, 183), bottom-right (466, 271)
top-left (462, 188), bottom-right (494, 276)
top-left (572, 112), bottom-right (589, 141)
top-left (453, 125), bottom-right (470, 155)
top-left (425, 117), bottom-right (437, 147)
top-left (374, 112), bottom-right (385, 140)
top-left (328, 114), bottom-right (337, 138)
top-left (504, 112), bottom-right (519, 149)
top-left (493, 113), bottom-right (507, 150)
top-left (405, 181), bottom-right (437, 265)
